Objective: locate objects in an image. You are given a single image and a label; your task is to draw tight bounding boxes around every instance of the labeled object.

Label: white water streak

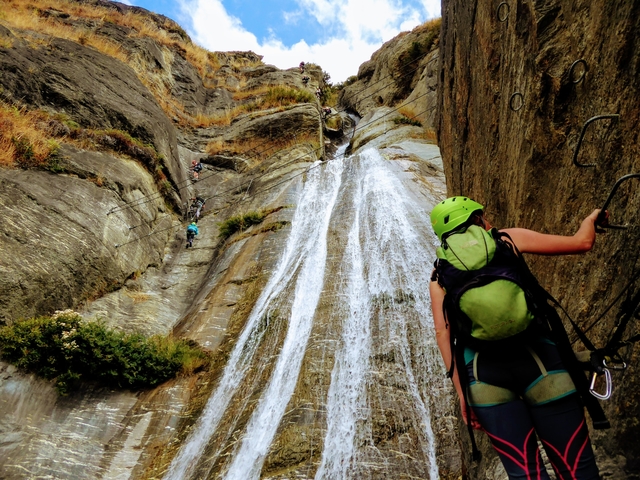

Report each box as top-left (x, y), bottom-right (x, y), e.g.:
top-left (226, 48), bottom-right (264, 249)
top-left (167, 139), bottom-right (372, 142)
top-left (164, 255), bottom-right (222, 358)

top-left (223, 160), bottom-right (344, 479)
top-left (316, 148), bottom-right (440, 479)
top-left (164, 159), bottom-right (344, 480)
top-left (314, 155), bottom-right (371, 479)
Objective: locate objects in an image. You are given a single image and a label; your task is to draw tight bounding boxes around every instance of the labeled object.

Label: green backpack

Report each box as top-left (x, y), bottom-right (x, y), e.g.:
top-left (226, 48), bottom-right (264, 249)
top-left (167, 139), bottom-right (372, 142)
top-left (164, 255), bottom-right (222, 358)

top-left (434, 225), bottom-right (610, 460)
top-left (434, 225), bottom-right (536, 347)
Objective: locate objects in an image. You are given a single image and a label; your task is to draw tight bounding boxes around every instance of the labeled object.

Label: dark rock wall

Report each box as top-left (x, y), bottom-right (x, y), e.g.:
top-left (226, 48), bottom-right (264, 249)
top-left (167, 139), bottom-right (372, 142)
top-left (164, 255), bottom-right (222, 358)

top-left (438, 1), bottom-right (640, 477)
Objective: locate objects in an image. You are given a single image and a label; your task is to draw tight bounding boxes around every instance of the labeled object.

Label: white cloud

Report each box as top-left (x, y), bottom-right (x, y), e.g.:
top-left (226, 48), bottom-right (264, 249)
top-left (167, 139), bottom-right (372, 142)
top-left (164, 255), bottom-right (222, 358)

top-left (420, 0), bottom-right (440, 18)
top-left (178, 0), bottom-right (440, 83)
top-left (177, 0), bottom-right (261, 52)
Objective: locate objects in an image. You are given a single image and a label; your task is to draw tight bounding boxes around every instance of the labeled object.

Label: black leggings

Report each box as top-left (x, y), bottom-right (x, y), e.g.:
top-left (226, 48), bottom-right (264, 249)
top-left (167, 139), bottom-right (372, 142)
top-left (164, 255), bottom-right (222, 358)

top-left (467, 341), bottom-right (600, 480)
top-left (473, 395), bottom-right (599, 480)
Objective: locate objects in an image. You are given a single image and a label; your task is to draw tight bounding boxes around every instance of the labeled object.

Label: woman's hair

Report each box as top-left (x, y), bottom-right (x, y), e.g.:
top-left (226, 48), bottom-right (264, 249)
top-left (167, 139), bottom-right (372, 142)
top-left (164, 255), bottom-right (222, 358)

top-left (469, 211), bottom-right (486, 228)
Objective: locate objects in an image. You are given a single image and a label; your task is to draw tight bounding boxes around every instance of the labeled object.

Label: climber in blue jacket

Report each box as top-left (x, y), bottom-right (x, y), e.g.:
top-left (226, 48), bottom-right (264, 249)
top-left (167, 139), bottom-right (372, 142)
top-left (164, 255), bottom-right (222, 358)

top-left (186, 222), bottom-right (198, 248)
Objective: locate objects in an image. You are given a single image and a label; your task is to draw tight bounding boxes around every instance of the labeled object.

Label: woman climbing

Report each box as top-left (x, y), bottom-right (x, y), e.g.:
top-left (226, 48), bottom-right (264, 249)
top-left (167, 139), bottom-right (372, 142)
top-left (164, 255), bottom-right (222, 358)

top-left (429, 196), bottom-right (605, 480)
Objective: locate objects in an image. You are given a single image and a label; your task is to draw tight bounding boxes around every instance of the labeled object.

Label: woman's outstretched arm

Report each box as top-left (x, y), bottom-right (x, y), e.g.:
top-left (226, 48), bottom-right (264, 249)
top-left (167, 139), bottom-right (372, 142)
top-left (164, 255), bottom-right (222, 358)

top-left (501, 209), bottom-right (604, 255)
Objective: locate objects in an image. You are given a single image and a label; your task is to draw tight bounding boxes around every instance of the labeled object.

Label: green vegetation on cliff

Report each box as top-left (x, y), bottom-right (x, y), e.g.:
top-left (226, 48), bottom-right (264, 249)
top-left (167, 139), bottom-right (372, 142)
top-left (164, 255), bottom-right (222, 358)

top-left (0, 311), bottom-right (209, 395)
top-left (218, 211), bottom-right (268, 240)
top-left (218, 206), bottom-right (290, 241)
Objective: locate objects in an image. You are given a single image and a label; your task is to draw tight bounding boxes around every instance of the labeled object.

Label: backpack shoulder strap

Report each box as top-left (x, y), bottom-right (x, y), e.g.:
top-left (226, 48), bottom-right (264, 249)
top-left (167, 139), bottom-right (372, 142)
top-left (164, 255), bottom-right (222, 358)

top-left (495, 230), bottom-right (609, 428)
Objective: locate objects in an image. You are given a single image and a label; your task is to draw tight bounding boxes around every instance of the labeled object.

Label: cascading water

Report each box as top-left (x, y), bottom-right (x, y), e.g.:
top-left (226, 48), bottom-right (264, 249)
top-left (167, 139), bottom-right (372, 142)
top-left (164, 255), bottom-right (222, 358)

top-left (315, 148), bottom-right (444, 479)
top-left (165, 144), bottom-right (453, 480)
top-left (164, 149), bottom-right (346, 480)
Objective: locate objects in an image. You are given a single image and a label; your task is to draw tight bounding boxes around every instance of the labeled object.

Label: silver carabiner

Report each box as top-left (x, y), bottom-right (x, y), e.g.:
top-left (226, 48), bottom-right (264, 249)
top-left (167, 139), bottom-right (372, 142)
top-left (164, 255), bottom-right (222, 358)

top-left (589, 369), bottom-right (612, 400)
top-left (603, 357), bottom-right (627, 370)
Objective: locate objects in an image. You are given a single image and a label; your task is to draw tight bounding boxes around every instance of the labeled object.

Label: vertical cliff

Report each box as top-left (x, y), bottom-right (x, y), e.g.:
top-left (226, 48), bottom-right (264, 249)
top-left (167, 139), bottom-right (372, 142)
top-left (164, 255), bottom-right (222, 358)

top-left (338, 19), bottom-right (441, 129)
top-left (438, 1), bottom-right (640, 477)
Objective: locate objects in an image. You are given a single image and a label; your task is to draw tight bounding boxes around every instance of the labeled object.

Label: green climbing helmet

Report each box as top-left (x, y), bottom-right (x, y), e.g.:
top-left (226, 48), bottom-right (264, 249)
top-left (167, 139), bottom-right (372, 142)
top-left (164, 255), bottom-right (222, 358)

top-left (430, 196), bottom-right (484, 241)
top-left (191, 222), bottom-right (197, 226)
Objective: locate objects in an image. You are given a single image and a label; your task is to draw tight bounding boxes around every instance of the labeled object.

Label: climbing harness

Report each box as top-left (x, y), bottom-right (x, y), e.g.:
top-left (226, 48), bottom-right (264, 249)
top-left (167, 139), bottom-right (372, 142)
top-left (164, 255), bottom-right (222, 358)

top-left (572, 114), bottom-right (620, 167)
top-left (569, 59), bottom-right (588, 84)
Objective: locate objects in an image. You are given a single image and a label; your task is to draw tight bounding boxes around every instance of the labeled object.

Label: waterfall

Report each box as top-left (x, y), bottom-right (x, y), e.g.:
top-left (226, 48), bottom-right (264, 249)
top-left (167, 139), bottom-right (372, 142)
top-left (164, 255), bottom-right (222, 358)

top-left (165, 145), bottom-right (451, 479)
top-left (222, 155), bottom-right (345, 479)
top-left (315, 148), bottom-right (442, 479)
top-left (164, 154), bottom-right (345, 480)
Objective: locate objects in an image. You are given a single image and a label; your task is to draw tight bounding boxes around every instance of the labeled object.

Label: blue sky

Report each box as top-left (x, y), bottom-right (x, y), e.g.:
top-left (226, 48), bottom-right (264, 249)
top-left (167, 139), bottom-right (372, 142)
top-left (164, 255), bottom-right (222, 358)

top-left (121, 0), bottom-right (440, 83)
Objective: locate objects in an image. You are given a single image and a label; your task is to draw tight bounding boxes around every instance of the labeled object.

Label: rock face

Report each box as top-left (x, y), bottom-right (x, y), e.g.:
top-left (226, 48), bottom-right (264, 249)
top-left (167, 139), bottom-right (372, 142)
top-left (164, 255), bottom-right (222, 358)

top-left (0, 144), bottom-right (171, 323)
top-left (339, 20), bottom-right (440, 128)
top-left (0, 27), bottom-right (186, 197)
top-left (438, 1), bottom-right (640, 477)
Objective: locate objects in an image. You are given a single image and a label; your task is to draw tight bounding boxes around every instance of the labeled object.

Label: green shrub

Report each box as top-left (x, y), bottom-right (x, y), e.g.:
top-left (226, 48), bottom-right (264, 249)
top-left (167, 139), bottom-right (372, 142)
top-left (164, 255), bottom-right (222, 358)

top-left (218, 210), bottom-right (267, 240)
top-left (393, 115), bottom-right (422, 127)
top-left (0, 311), bottom-right (208, 395)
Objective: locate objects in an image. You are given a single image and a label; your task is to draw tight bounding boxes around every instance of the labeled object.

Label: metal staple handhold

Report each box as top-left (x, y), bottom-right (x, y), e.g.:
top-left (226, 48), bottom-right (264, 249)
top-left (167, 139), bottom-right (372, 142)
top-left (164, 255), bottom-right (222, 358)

top-left (569, 59), bottom-right (588, 84)
top-left (572, 114), bottom-right (620, 167)
top-left (509, 92), bottom-right (524, 111)
top-left (497, 2), bottom-right (510, 22)
top-left (597, 173), bottom-right (640, 229)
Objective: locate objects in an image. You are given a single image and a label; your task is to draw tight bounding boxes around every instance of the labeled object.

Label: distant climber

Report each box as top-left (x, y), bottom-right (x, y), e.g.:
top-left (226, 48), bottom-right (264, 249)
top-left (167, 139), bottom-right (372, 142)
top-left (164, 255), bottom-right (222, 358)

top-left (191, 160), bottom-right (203, 180)
top-left (315, 87), bottom-right (322, 100)
top-left (323, 107), bottom-right (332, 118)
top-left (302, 75), bottom-right (310, 85)
top-left (190, 196), bottom-right (206, 221)
top-left (186, 222), bottom-right (198, 248)
top-left (299, 61), bottom-right (305, 73)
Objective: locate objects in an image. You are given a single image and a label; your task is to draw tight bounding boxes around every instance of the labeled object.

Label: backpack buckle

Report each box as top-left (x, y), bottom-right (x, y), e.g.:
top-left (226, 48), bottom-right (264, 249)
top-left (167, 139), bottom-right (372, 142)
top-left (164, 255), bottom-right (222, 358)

top-left (589, 369), bottom-right (612, 400)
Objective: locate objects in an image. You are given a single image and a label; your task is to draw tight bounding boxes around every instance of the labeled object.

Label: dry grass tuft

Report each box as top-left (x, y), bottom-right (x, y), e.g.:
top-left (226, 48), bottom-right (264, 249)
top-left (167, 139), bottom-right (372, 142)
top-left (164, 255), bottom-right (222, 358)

top-left (124, 290), bottom-right (152, 304)
top-left (232, 85), bottom-right (272, 101)
top-left (206, 133), bottom-right (319, 164)
top-left (0, 103), bottom-right (58, 168)
top-left (411, 17), bottom-right (442, 35)
top-left (190, 105), bottom-right (247, 128)
top-left (397, 106), bottom-right (420, 120)
top-left (408, 127), bottom-right (437, 143)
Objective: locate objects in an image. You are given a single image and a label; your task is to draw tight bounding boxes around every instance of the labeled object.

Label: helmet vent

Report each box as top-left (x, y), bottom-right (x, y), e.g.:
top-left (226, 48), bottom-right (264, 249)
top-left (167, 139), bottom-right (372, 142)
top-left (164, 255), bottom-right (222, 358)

top-left (444, 214), bottom-right (450, 224)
